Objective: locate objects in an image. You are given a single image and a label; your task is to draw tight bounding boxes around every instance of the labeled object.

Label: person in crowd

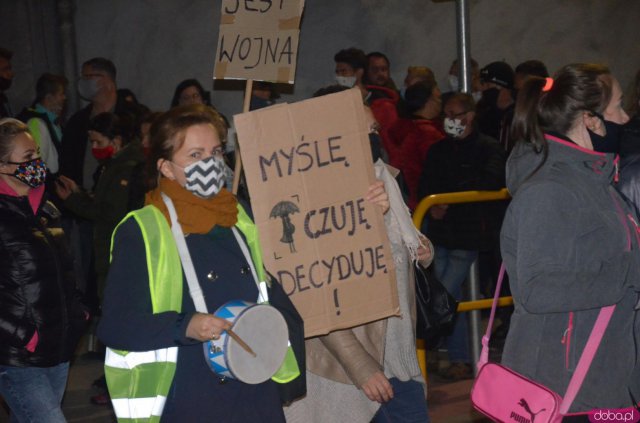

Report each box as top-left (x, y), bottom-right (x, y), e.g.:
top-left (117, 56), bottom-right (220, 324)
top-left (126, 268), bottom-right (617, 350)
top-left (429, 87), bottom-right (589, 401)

top-left (334, 48), bottom-right (368, 95)
top-left (388, 81), bottom-right (445, 209)
top-left (418, 93), bottom-right (505, 380)
top-left (61, 58), bottom-right (145, 189)
top-left (613, 69), bottom-right (640, 208)
top-left (476, 61), bottom-right (515, 151)
top-left (170, 78), bottom-right (230, 130)
top-left (334, 48), bottom-right (400, 159)
top-left (313, 84), bottom-right (387, 163)
top-left (0, 48), bottom-right (15, 118)
top-left (366, 51), bottom-right (398, 91)
top-left (619, 69), bottom-right (640, 158)
top-left (401, 66), bottom-right (436, 99)
top-left (59, 57), bottom-right (146, 315)
top-left (502, 64), bottom-right (640, 412)
top-left (56, 111), bottom-right (146, 300)
top-left (441, 58), bottom-right (482, 105)
top-left (285, 88), bottom-right (432, 422)
top-left (96, 104), bottom-right (306, 421)
top-left (17, 73), bottom-right (67, 176)
top-left (250, 81), bottom-right (279, 110)
top-left (117, 88), bottom-right (141, 106)
top-left (365, 52), bottom-right (401, 154)
top-left (513, 59), bottom-right (549, 92)
top-left (139, 110), bottom-right (163, 157)
top-left (170, 78), bottom-right (211, 108)
top-left (58, 111), bottom-right (145, 406)
top-left (0, 118), bottom-right (88, 422)
top-left (398, 67), bottom-right (433, 109)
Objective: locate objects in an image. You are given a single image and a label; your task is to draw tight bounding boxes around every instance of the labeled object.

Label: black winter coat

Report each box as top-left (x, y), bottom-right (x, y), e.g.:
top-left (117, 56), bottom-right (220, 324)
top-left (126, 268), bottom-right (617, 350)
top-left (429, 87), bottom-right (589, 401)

top-left (418, 131), bottom-right (506, 251)
top-left (0, 193), bottom-right (87, 367)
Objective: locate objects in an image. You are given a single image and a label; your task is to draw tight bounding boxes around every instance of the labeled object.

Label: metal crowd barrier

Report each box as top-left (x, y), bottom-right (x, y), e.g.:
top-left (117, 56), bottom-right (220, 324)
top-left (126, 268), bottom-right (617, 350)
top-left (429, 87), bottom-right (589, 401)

top-left (412, 189), bottom-right (512, 379)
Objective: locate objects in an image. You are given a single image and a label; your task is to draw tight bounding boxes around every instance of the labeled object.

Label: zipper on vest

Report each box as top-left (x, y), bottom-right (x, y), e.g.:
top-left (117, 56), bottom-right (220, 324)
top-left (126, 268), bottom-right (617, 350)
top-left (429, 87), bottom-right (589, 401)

top-left (561, 312), bottom-right (574, 370)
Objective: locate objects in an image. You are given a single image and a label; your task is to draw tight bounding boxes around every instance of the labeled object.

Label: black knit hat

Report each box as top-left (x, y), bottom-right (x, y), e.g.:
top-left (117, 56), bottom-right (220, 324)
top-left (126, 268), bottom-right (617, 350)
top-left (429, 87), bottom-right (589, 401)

top-left (480, 61), bottom-right (514, 89)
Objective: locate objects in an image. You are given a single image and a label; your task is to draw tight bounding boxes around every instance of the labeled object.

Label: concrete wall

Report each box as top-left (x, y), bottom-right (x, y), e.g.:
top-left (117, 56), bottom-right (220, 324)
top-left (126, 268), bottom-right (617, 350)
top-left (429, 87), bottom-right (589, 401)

top-left (2, 0), bottom-right (639, 121)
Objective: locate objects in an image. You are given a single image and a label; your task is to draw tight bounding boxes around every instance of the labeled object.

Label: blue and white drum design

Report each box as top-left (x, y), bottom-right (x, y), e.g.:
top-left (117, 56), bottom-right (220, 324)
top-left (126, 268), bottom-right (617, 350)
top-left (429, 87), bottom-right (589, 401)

top-left (203, 300), bottom-right (289, 384)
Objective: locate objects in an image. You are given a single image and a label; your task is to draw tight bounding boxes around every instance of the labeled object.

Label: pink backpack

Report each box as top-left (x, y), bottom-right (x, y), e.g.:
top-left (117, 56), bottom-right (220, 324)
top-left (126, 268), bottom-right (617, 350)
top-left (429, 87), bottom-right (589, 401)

top-left (470, 264), bottom-right (615, 422)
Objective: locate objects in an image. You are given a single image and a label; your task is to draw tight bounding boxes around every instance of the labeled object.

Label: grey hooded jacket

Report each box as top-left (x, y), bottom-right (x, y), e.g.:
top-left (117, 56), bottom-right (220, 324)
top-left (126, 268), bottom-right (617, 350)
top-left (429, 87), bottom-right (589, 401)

top-left (500, 134), bottom-right (640, 412)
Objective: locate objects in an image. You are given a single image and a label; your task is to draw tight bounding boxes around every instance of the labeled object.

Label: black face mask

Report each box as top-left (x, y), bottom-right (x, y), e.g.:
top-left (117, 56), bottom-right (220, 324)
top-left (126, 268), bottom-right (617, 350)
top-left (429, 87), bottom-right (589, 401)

top-left (479, 88), bottom-right (500, 108)
top-left (0, 77), bottom-right (11, 91)
top-left (589, 114), bottom-right (623, 154)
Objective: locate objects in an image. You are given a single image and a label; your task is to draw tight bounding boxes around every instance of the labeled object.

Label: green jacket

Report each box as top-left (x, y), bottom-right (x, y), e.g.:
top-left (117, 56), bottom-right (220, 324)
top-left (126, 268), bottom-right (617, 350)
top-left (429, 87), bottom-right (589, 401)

top-left (64, 142), bottom-right (145, 294)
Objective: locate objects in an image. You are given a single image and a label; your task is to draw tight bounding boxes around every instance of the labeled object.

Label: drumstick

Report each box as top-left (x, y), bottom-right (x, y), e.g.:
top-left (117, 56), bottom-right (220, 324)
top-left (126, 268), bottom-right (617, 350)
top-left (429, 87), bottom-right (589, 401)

top-left (226, 328), bottom-right (257, 357)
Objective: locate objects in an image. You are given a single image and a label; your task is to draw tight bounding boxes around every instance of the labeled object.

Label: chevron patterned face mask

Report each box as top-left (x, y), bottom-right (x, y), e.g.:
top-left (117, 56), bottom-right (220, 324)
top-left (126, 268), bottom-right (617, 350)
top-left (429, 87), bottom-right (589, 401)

top-left (182, 156), bottom-right (228, 199)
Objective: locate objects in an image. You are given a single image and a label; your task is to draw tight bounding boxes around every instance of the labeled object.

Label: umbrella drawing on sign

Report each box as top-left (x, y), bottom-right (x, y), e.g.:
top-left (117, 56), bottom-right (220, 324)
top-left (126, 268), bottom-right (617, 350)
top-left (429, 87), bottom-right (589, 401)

top-left (270, 201), bottom-right (299, 253)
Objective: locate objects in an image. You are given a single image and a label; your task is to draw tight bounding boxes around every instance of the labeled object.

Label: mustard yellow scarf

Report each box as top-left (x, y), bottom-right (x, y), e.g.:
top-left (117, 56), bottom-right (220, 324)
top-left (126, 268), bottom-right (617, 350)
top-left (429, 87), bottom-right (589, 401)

top-left (145, 178), bottom-right (238, 234)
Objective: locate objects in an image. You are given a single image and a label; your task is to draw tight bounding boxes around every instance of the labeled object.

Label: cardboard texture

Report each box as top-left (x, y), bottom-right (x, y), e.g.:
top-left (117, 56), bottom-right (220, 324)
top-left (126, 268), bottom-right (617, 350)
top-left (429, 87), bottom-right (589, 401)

top-left (214, 0), bottom-right (305, 83)
top-left (234, 88), bottom-right (399, 337)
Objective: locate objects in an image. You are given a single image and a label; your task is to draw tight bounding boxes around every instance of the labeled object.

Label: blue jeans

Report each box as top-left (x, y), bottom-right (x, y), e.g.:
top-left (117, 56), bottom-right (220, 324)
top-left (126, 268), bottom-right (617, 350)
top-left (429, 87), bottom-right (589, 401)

top-left (372, 378), bottom-right (430, 423)
top-left (0, 362), bottom-right (69, 423)
top-left (434, 247), bottom-right (478, 363)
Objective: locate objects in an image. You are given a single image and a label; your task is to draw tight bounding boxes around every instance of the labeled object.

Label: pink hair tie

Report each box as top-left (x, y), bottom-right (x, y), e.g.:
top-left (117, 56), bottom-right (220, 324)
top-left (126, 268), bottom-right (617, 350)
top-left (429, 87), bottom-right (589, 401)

top-left (542, 77), bottom-right (554, 92)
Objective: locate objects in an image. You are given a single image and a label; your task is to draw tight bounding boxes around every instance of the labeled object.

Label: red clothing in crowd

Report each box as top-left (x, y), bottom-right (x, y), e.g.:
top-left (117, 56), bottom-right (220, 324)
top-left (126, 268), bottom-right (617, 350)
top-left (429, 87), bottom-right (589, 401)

top-left (389, 117), bottom-right (445, 210)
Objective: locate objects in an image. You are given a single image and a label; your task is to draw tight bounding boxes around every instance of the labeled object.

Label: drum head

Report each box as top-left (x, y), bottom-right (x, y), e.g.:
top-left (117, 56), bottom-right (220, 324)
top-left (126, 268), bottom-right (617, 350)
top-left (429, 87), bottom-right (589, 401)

top-left (226, 304), bottom-right (289, 384)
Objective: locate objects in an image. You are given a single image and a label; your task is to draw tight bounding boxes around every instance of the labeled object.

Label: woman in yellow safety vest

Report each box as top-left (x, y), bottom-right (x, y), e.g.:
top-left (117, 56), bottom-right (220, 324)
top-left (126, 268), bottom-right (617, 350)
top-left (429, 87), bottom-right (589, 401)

top-left (98, 104), bottom-right (298, 422)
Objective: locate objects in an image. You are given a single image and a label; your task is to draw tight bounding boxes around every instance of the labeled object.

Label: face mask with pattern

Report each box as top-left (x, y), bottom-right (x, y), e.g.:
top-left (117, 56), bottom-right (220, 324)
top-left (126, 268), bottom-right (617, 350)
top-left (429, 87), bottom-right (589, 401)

top-left (179, 156), bottom-right (228, 199)
top-left (1, 157), bottom-right (48, 188)
top-left (444, 117), bottom-right (466, 138)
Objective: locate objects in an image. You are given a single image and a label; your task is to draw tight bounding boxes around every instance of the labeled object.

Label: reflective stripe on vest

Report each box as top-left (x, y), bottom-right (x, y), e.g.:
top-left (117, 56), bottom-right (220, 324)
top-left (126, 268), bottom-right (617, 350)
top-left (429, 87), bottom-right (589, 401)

top-left (105, 205), bottom-right (182, 422)
top-left (105, 203), bottom-right (300, 421)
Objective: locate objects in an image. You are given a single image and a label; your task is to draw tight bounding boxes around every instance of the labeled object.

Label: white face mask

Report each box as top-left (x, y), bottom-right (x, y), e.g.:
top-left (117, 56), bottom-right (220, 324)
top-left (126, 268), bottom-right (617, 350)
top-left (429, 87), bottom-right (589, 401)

top-left (448, 74), bottom-right (459, 92)
top-left (181, 156), bottom-right (229, 199)
top-left (444, 117), bottom-right (466, 138)
top-left (472, 91), bottom-right (483, 103)
top-left (335, 75), bottom-right (357, 88)
top-left (77, 78), bottom-right (101, 101)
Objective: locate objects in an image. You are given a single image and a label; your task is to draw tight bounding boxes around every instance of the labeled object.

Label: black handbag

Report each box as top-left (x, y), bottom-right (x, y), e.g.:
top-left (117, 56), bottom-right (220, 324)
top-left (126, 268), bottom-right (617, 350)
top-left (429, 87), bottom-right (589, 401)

top-left (414, 263), bottom-right (458, 347)
top-left (266, 275), bottom-right (307, 405)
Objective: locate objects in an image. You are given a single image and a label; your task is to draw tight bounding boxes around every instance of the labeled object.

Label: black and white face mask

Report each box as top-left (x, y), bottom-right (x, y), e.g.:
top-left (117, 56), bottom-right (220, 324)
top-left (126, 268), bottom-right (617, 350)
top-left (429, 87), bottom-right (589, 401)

top-left (182, 156), bottom-right (228, 199)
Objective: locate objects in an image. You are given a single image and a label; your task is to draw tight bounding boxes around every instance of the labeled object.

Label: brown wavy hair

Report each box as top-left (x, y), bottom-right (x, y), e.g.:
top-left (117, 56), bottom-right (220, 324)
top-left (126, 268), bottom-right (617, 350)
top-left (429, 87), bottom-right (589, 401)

top-left (146, 104), bottom-right (228, 190)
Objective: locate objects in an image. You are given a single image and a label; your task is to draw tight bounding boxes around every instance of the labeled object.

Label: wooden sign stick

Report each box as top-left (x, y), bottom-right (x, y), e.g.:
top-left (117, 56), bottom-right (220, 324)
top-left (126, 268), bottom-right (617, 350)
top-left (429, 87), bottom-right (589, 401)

top-left (232, 79), bottom-right (253, 195)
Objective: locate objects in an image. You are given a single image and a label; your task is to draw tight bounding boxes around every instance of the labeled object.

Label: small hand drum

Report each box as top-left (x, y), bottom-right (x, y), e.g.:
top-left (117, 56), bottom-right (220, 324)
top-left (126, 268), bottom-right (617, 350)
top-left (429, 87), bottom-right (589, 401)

top-left (203, 300), bottom-right (289, 384)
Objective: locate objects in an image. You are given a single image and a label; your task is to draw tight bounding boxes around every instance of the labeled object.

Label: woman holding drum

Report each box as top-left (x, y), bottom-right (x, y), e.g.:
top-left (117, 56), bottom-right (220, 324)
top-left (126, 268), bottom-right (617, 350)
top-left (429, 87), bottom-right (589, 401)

top-left (97, 103), bottom-right (392, 421)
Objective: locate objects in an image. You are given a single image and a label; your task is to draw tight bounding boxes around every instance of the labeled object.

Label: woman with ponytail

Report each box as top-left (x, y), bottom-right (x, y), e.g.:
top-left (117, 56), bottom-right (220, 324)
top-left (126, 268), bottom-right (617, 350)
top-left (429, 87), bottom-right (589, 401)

top-left (500, 64), bottom-right (640, 412)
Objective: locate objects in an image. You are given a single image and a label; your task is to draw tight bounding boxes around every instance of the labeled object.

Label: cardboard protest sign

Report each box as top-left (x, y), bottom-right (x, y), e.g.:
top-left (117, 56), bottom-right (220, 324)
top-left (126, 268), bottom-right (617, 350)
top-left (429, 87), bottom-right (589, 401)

top-left (234, 88), bottom-right (399, 337)
top-left (213, 0), bottom-right (305, 83)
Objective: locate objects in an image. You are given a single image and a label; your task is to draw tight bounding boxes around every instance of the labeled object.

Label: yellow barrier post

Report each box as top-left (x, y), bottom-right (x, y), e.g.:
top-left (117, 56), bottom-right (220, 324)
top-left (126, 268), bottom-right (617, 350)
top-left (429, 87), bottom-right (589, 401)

top-left (413, 189), bottom-right (511, 381)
